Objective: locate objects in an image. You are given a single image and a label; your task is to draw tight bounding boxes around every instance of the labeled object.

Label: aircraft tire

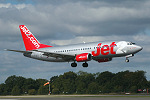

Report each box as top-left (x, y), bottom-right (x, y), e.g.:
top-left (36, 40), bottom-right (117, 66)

top-left (82, 62), bottom-right (88, 67)
top-left (125, 59), bottom-right (129, 62)
top-left (71, 63), bottom-right (77, 67)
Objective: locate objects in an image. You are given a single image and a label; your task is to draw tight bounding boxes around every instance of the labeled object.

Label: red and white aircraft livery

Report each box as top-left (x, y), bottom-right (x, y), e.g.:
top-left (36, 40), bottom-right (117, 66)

top-left (6, 25), bottom-right (143, 67)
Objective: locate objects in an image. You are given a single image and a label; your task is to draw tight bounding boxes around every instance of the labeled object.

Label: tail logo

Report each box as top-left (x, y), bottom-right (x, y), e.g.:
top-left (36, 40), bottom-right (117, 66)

top-left (20, 25), bottom-right (40, 49)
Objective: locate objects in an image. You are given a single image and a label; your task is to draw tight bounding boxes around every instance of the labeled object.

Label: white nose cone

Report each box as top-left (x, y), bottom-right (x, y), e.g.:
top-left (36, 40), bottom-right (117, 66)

top-left (137, 46), bottom-right (143, 52)
top-left (133, 45), bottom-right (143, 54)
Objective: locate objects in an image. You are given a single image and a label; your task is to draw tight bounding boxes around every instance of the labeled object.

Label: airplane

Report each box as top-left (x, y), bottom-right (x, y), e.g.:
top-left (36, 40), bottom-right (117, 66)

top-left (6, 25), bottom-right (143, 67)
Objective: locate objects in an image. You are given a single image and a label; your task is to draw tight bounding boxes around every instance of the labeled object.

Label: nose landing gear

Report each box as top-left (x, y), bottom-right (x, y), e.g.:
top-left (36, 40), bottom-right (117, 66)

top-left (125, 58), bottom-right (129, 62)
top-left (125, 54), bottom-right (134, 63)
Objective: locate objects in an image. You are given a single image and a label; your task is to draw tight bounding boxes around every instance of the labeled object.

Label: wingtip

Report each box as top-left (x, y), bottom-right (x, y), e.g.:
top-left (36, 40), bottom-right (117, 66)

top-left (4, 49), bottom-right (27, 53)
top-left (4, 49), bottom-right (9, 51)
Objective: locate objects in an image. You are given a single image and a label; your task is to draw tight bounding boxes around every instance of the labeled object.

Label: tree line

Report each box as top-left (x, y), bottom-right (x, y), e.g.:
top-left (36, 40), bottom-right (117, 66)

top-left (0, 70), bottom-right (150, 95)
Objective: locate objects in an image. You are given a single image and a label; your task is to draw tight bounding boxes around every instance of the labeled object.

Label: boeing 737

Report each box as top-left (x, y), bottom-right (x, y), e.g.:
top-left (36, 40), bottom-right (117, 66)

top-left (6, 25), bottom-right (143, 67)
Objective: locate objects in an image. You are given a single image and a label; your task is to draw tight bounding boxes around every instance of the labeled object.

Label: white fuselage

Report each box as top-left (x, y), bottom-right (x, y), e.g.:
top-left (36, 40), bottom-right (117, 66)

top-left (25, 41), bottom-right (142, 62)
top-left (7, 25), bottom-right (143, 67)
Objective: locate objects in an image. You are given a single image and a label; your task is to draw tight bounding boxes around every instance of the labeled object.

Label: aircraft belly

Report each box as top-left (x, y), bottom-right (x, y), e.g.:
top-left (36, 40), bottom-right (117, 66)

top-left (92, 54), bottom-right (112, 59)
top-left (32, 56), bottom-right (67, 62)
top-left (29, 52), bottom-right (67, 62)
top-left (42, 57), bottom-right (67, 62)
top-left (92, 53), bottom-right (128, 59)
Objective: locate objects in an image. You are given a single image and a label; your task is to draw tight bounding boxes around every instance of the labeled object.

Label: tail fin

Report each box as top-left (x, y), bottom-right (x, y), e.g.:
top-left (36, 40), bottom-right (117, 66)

top-left (19, 25), bottom-right (52, 51)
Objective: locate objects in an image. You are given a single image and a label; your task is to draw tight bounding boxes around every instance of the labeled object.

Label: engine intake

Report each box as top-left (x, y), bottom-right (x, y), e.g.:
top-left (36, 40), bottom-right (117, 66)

top-left (23, 52), bottom-right (32, 58)
top-left (76, 53), bottom-right (92, 62)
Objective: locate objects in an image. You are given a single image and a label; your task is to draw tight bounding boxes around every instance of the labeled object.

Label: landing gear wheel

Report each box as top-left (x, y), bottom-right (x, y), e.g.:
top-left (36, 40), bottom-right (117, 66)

top-left (82, 62), bottom-right (88, 67)
top-left (125, 59), bottom-right (129, 62)
top-left (71, 62), bottom-right (77, 67)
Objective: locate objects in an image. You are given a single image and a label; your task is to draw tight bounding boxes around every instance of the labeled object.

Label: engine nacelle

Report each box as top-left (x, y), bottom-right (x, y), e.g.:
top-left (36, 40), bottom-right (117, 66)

top-left (96, 58), bottom-right (112, 63)
top-left (23, 52), bottom-right (32, 58)
top-left (76, 53), bottom-right (92, 62)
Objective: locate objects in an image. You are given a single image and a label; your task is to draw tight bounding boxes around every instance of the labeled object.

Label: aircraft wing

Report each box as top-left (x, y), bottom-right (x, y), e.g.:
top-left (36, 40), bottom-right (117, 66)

top-left (6, 49), bottom-right (76, 61)
top-left (33, 50), bottom-right (75, 61)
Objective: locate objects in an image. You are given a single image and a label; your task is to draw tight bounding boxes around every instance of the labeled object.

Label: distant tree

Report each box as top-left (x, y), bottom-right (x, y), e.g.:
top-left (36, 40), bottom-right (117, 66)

top-left (0, 84), bottom-right (6, 95)
top-left (35, 79), bottom-right (48, 90)
top-left (134, 71), bottom-right (148, 89)
top-left (76, 71), bottom-right (96, 94)
top-left (148, 81), bottom-right (150, 88)
top-left (28, 89), bottom-right (36, 95)
top-left (62, 71), bottom-right (77, 94)
top-left (76, 81), bottom-right (86, 94)
top-left (148, 81), bottom-right (150, 93)
top-left (5, 75), bottom-right (26, 94)
top-left (0, 85), bottom-right (3, 95)
top-left (101, 82), bottom-right (113, 93)
top-left (129, 86), bottom-right (137, 93)
top-left (50, 76), bottom-right (59, 92)
top-left (87, 82), bottom-right (99, 94)
top-left (112, 86), bottom-right (123, 93)
top-left (111, 70), bottom-right (148, 93)
top-left (50, 76), bottom-right (59, 82)
top-left (52, 88), bottom-right (59, 94)
top-left (3, 85), bottom-right (9, 95)
top-left (24, 78), bottom-right (36, 90)
top-left (51, 71), bottom-right (77, 94)
top-left (51, 75), bottom-right (63, 93)
top-left (96, 71), bottom-right (114, 86)
top-left (111, 71), bottom-right (130, 91)
top-left (11, 86), bottom-right (21, 95)
top-left (0, 70), bottom-right (149, 95)
top-left (38, 86), bottom-right (49, 95)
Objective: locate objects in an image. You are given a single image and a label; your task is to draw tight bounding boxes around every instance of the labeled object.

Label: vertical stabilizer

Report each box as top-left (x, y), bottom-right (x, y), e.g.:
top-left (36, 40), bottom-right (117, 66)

top-left (19, 25), bottom-right (52, 51)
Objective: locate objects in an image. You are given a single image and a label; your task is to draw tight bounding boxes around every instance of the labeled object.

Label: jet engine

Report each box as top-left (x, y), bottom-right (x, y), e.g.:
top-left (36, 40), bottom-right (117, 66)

top-left (76, 53), bottom-right (92, 62)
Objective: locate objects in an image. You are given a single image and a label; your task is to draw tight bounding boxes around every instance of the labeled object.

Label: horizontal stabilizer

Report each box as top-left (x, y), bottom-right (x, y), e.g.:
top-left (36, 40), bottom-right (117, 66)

top-left (5, 49), bottom-right (28, 53)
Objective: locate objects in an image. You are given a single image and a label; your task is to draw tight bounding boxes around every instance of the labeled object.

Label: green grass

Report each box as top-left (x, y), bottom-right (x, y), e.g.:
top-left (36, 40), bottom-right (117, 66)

top-left (0, 94), bottom-right (150, 98)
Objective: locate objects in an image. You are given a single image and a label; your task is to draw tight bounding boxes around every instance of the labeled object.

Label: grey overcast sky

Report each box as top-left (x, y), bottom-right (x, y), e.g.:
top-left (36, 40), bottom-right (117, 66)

top-left (0, 0), bottom-right (150, 83)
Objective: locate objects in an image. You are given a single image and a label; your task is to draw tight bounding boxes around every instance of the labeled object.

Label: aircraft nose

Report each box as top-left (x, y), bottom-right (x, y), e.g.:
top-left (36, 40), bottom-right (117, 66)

top-left (137, 46), bottom-right (143, 52)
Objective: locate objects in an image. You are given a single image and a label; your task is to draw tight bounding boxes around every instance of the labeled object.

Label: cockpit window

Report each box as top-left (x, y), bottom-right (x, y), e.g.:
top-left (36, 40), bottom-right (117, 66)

top-left (127, 42), bottom-right (133, 45)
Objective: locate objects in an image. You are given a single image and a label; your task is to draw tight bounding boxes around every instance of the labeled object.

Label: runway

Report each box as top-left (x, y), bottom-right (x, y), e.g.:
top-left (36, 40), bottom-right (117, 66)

top-left (0, 95), bottom-right (150, 100)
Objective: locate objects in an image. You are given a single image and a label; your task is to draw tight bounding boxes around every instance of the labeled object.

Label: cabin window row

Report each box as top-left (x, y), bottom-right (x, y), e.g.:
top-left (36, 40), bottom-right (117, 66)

top-left (54, 45), bottom-right (117, 53)
top-left (54, 47), bottom-right (92, 53)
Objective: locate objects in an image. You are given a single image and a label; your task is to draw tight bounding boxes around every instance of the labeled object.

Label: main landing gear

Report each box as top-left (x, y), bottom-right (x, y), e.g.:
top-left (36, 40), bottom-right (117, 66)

top-left (82, 62), bottom-right (88, 67)
top-left (71, 62), bottom-right (77, 67)
top-left (71, 62), bottom-right (88, 67)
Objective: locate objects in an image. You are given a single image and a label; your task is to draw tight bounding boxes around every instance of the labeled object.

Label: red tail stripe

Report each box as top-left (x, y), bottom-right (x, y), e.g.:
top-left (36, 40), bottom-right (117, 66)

top-left (19, 25), bottom-right (52, 51)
